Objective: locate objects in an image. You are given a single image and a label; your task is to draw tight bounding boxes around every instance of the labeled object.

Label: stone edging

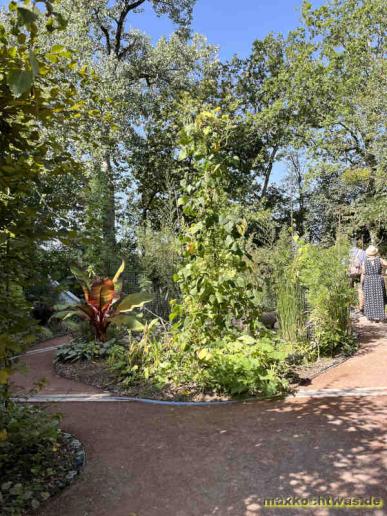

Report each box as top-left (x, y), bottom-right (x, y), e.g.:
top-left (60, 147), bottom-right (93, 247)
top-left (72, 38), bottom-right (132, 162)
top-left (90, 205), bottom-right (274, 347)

top-left (37, 432), bottom-right (86, 510)
top-left (13, 387), bottom-right (387, 406)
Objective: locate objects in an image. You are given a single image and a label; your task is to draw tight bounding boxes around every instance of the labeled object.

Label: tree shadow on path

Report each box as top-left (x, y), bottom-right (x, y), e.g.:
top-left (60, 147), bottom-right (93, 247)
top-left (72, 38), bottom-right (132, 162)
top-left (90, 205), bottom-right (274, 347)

top-left (38, 395), bottom-right (386, 516)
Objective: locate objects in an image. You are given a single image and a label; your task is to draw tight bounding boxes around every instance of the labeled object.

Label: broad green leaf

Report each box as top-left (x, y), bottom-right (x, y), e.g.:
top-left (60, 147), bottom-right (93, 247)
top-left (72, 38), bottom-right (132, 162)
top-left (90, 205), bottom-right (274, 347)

top-left (29, 51), bottom-right (40, 77)
top-left (197, 349), bottom-right (212, 361)
top-left (112, 260), bottom-right (125, 283)
top-left (110, 314), bottom-right (144, 330)
top-left (238, 335), bottom-right (256, 345)
top-left (7, 69), bottom-right (33, 96)
top-left (49, 44), bottom-right (71, 58)
top-left (51, 310), bottom-right (82, 320)
top-left (116, 292), bottom-right (153, 312)
top-left (70, 265), bottom-right (91, 289)
top-left (51, 44), bottom-right (66, 53)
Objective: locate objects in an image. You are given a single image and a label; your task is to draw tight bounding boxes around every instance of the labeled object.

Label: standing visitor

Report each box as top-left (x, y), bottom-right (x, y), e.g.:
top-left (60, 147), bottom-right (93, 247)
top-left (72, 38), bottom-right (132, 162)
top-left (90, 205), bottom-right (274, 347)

top-left (361, 246), bottom-right (387, 322)
top-left (349, 243), bottom-right (366, 312)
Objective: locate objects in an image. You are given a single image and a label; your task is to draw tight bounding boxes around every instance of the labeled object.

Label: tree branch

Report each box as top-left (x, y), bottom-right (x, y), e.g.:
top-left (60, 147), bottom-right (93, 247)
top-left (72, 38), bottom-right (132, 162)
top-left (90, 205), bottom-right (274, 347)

top-left (115, 0), bottom-right (146, 58)
top-left (260, 145), bottom-right (279, 199)
top-left (93, 8), bottom-right (112, 55)
top-left (100, 24), bottom-right (112, 55)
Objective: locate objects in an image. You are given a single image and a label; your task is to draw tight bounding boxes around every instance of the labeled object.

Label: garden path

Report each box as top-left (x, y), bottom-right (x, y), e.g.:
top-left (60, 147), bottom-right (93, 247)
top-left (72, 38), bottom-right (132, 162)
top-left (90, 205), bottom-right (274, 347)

top-left (11, 317), bottom-right (387, 516)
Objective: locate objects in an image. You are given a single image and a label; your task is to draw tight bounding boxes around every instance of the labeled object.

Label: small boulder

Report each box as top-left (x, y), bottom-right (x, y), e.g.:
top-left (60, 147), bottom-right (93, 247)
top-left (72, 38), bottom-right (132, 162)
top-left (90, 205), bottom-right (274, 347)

top-left (260, 311), bottom-right (277, 329)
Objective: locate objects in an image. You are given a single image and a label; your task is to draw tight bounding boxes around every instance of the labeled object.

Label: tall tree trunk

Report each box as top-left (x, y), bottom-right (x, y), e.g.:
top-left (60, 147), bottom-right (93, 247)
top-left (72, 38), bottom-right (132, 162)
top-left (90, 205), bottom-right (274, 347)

top-left (260, 146), bottom-right (278, 199)
top-left (101, 153), bottom-right (117, 276)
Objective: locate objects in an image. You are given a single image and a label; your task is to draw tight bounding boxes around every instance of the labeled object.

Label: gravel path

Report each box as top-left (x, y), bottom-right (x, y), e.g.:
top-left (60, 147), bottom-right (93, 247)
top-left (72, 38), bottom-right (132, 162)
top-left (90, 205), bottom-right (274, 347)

top-left (10, 317), bottom-right (387, 516)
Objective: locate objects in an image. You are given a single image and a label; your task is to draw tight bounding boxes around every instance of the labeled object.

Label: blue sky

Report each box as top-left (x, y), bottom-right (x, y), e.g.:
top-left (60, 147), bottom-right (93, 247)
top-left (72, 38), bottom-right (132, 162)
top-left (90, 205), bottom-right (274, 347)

top-left (123, 0), bottom-right (324, 62)
top-left (134, 0), bottom-right (317, 60)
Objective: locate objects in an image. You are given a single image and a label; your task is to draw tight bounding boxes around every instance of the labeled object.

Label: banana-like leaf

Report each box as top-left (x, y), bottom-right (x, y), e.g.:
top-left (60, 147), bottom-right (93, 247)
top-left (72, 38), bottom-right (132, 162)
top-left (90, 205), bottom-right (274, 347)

top-left (51, 309), bottom-right (84, 320)
top-left (81, 285), bottom-right (91, 303)
top-left (113, 260), bottom-right (125, 284)
top-left (77, 304), bottom-right (95, 319)
top-left (116, 292), bottom-right (153, 313)
top-left (89, 278), bottom-right (116, 310)
top-left (110, 314), bottom-right (145, 331)
top-left (114, 278), bottom-right (123, 296)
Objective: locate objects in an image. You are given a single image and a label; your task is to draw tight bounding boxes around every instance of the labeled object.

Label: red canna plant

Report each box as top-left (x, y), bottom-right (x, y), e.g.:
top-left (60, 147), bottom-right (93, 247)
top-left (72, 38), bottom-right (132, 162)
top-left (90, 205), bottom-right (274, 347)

top-left (54, 261), bottom-right (153, 342)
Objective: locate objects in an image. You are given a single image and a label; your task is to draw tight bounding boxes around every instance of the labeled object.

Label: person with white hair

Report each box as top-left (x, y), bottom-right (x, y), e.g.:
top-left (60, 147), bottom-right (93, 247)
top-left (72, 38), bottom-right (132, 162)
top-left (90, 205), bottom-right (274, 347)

top-left (361, 245), bottom-right (387, 322)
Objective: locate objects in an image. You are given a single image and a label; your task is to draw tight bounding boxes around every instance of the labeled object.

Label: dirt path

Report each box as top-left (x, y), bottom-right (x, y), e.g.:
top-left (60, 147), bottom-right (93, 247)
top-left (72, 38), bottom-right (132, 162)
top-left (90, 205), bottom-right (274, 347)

top-left (10, 318), bottom-right (387, 516)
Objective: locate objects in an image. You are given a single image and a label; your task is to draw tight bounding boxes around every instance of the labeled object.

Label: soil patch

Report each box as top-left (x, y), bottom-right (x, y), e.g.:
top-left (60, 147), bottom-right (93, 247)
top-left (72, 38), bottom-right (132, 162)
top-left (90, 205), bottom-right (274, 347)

top-left (292, 355), bottom-right (351, 386)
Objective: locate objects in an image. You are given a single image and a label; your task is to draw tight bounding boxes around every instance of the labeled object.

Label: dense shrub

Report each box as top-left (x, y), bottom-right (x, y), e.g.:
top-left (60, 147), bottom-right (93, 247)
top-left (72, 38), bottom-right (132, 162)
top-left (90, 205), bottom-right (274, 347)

top-left (271, 230), bottom-right (307, 345)
top-left (296, 236), bottom-right (356, 357)
top-left (55, 338), bottom-right (119, 363)
top-left (137, 222), bottom-right (181, 303)
top-left (0, 402), bottom-right (63, 514)
top-left (192, 335), bottom-right (289, 396)
top-left (107, 330), bottom-right (289, 397)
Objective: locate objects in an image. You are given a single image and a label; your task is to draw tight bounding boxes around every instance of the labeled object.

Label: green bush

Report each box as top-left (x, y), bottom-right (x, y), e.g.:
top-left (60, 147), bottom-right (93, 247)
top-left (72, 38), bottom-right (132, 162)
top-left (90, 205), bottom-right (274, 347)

top-left (271, 230), bottom-right (307, 345)
top-left (55, 338), bottom-right (119, 363)
top-left (108, 328), bottom-right (289, 398)
top-left (107, 320), bottom-right (164, 384)
top-left (104, 110), bottom-right (290, 399)
top-left (296, 236), bottom-right (356, 357)
top-left (137, 222), bottom-right (181, 300)
top-left (0, 402), bottom-right (61, 514)
top-left (196, 335), bottom-right (289, 396)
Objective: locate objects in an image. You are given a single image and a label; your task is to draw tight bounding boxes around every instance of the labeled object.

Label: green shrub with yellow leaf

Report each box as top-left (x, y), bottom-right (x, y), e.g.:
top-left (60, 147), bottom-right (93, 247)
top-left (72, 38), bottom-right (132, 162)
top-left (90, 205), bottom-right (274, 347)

top-left (106, 110), bottom-right (290, 398)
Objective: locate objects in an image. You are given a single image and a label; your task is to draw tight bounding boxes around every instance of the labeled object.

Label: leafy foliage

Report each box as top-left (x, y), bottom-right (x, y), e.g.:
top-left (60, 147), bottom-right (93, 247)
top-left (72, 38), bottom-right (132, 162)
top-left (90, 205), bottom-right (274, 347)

top-left (198, 336), bottom-right (288, 397)
top-left (136, 221), bottom-right (181, 316)
top-left (107, 327), bottom-right (289, 398)
top-left (0, 0), bottom-right (94, 400)
top-left (131, 110), bottom-right (289, 397)
top-left (0, 401), bottom-right (63, 514)
top-left (170, 110), bottom-right (263, 342)
top-left (55, 338), bottom-right (118, 363)
top-left (295, 235), bottom-right (356, 357)
top-left (271, 230), bottom-right (307, 345)
top-left (286, 0), bottom-right (386, 243)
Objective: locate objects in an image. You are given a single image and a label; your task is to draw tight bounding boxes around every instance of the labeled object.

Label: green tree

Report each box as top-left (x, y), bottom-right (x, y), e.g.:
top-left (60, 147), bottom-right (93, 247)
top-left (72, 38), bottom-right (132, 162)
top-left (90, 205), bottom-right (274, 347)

top-left (171, 109), bottom-right (262, 344)
top-left (0, 0), bottom-right (91, 395)
top-left (42, 0), bottom-right (203, 275)
top-left (285, 0), bottom-right (386, 242)
top-left (218, 34), bottom-right (295, 203)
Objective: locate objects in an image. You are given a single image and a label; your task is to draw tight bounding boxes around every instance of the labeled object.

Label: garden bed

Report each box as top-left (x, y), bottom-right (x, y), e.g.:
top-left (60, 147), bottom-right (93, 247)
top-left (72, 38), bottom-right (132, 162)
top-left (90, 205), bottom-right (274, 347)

top-left (1, 430), bottom-right (85, 515)
top-left (54, 352), bottom-right (352, 401)
top-left (55, 360), bottom-right (232, 402)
